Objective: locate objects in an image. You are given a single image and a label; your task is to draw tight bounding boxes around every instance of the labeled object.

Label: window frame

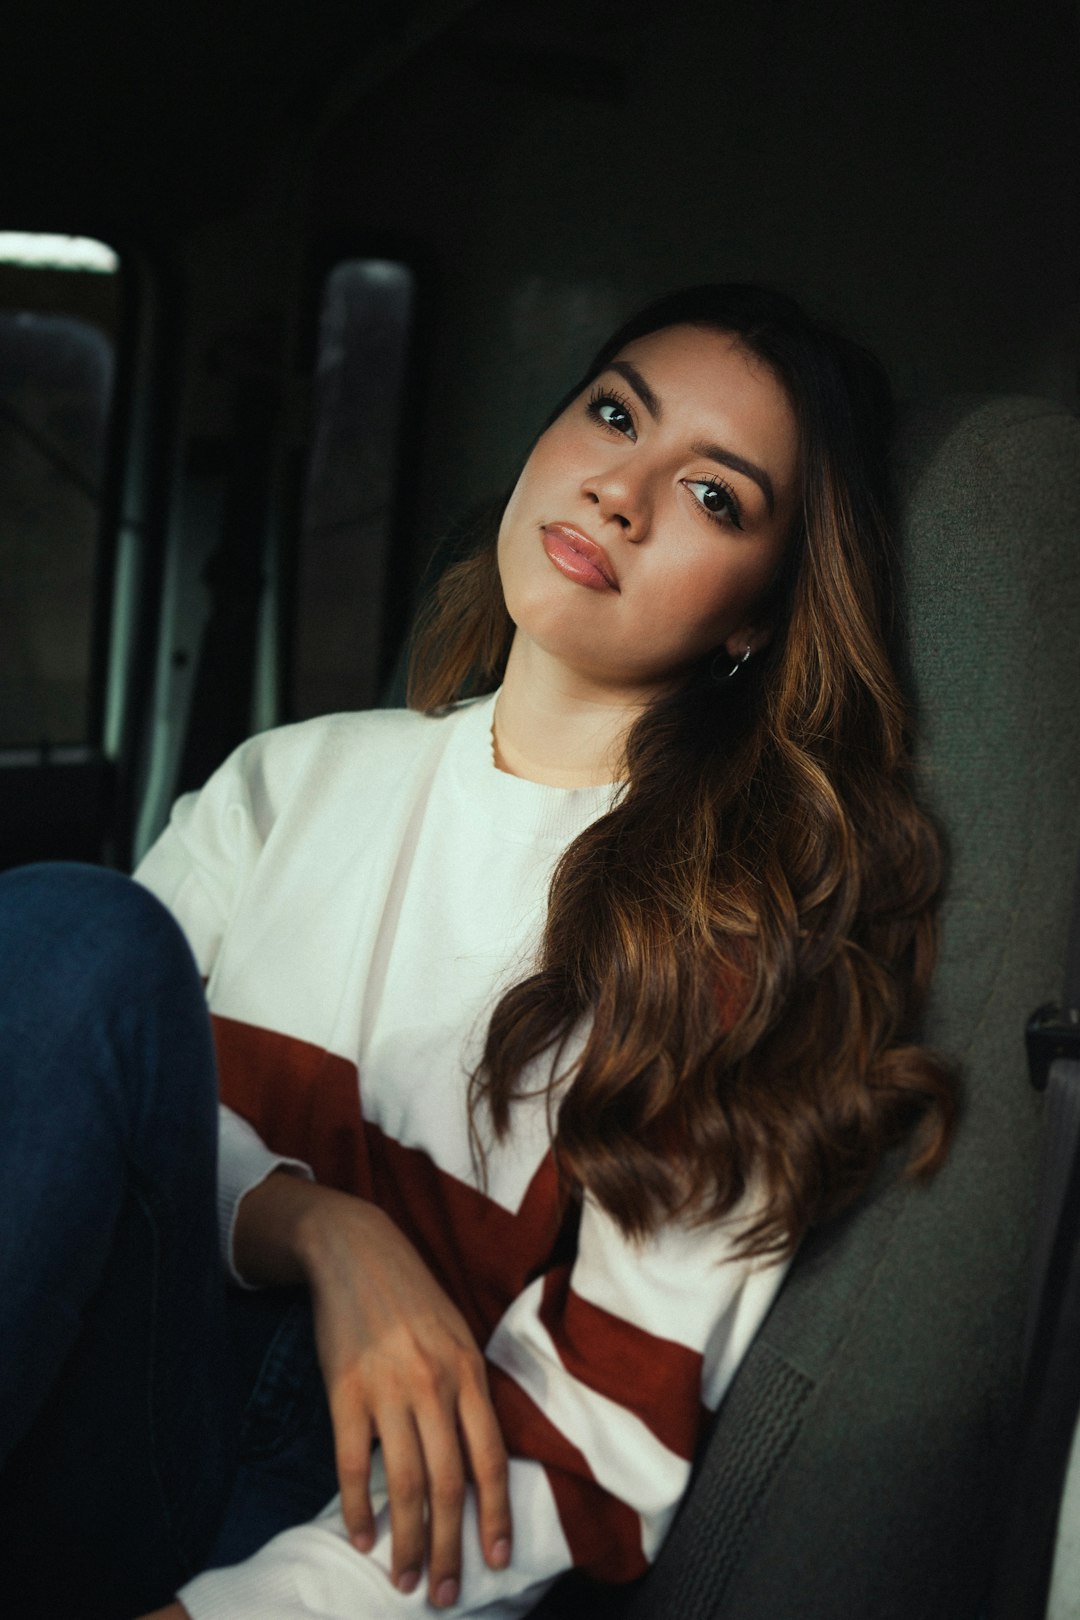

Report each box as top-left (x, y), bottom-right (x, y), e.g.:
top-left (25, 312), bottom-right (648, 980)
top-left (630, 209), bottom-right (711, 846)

top-left (281, 235), bottom-right (435, 722)
top-left (0, 226), bottom-right (175, 870)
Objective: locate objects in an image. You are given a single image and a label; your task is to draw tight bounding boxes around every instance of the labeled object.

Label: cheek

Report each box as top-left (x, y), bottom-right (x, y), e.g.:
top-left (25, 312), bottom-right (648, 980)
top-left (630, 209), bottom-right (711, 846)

top-left (496, 472), bottom-right (553, 629)
top-left (496, 431), bottom-right (578, 583)
top-left (637, 539), bottom-right (782, 653)
top-left (497, 469), bottom-right (536, 560)
top-left (497, 446), bottom-right (547, 553)
top-left (509, 417), bottom-right (586, 505)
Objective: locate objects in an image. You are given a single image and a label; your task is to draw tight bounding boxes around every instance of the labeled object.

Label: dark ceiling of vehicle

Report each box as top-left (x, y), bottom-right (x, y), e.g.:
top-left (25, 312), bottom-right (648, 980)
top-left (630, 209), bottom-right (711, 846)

top-left (1, 0), bottom-right (482, 226)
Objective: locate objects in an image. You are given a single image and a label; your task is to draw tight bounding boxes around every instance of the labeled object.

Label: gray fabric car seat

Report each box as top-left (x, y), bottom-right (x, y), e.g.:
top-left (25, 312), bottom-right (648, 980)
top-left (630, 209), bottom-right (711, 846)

top-left (535, 395), bottom-right (1080, 1620)
top-left (988, 837), bottom-right (1080, 1620)
top-left (989, 1043), bottom-right (1080, 1619)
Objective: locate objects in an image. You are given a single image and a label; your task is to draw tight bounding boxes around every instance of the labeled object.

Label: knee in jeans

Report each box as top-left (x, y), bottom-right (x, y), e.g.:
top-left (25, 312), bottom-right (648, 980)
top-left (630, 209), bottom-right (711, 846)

top-left (0, 862), bottom-right (200, 998)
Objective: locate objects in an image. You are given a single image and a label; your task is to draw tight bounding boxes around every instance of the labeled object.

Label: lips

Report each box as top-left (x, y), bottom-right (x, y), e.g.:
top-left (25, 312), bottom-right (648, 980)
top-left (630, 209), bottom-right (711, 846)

top-left (540, 524), bottom-right (620, 592)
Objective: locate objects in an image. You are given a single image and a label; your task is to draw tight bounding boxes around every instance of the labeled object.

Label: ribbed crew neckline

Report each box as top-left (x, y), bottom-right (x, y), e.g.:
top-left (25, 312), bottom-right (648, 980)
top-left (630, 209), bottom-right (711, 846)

top-left (447, 689), bottom-right (620, 844)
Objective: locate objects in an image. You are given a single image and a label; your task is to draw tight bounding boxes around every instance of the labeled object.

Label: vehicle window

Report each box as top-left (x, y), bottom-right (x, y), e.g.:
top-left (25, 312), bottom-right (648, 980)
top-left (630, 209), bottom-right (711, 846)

top-left (291, 258), bottom-right (415, 719)
top-left (0, 233), bottom-right (122, 750)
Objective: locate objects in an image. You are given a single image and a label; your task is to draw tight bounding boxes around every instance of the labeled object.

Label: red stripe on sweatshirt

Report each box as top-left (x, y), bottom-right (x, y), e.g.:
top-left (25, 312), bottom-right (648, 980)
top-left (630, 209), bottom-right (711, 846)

top-left (211, 1014), bottom-right (575, 1342)
top-left (213, 1015), bottom-right (373, 1197)
top-left (538, 1265), bottom-right (703, 1462)
top-left (488, 1364), bottom-right (649, 1583)
top-left (363, 1124), bottom-right (572, 1344)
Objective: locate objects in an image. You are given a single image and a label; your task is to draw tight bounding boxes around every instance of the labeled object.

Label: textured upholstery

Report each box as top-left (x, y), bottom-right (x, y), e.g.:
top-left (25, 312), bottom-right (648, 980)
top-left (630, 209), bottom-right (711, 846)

top-left (538, 397), bottom-right (1080, 1620)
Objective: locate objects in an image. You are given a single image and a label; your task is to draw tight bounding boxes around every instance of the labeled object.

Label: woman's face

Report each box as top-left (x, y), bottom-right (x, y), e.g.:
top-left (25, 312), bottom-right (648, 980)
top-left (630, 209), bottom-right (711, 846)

top-left (497, 323), bottom-right (801, 694)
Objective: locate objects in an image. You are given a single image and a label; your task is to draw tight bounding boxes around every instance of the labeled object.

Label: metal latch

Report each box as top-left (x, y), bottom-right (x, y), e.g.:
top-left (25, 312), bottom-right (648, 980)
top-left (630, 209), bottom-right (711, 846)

top-left (1026, 1002), bottom-right (1080, 1091)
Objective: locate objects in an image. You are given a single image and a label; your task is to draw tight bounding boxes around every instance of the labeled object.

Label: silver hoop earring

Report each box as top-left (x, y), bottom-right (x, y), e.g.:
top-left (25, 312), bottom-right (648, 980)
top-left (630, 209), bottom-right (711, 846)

top-left (710, 644), bottom-right (752, 683)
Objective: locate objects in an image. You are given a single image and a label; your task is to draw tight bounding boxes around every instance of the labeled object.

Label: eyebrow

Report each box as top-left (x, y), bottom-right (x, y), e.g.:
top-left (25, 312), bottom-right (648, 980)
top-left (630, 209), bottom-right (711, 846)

top-left (692, 441), bottom-right (775, 517)
top-left (606, 358), bottom-right (776, 517)
top-left (609, 359), bottom-right (662, 422)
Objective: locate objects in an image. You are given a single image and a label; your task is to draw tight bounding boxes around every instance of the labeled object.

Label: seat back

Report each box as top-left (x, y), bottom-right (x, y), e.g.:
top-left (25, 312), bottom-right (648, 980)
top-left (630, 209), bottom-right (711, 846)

top-left (545, 396), bottom-right (1080, 1620)
top-left (989, 1053), bottom-right (1080, 1619)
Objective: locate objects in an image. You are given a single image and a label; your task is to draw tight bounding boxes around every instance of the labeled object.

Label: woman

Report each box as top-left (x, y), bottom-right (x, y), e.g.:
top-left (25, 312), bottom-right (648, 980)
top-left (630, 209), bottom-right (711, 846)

top-left (0, 284), bottom-right (956, 1620)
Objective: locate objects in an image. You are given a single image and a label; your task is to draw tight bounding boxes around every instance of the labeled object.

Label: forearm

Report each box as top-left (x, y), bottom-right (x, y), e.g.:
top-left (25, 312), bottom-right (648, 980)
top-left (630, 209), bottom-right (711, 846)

top-left (231, 1167), bottom-right (384, 1287)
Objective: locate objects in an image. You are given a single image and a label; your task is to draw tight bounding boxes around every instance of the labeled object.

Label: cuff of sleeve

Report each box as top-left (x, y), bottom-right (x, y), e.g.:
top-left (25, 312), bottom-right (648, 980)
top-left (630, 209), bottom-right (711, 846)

top-left (218, 1106), bottom-right (313, 1288)
top-left (179, 1499), bottom-right (561, 1620)
top-left (179, 1558), bottom-right (303, 1620)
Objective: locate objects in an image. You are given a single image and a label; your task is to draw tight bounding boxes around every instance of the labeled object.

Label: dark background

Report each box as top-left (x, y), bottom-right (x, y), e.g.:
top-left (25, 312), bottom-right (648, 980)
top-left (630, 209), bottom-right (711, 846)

top-left (0, 0), bottom-right (1076, 866)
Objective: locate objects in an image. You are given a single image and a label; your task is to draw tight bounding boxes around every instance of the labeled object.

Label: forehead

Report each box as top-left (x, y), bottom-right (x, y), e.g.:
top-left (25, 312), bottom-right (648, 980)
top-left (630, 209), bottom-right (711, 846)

top-left (609, 323), bottom-right (798, 467)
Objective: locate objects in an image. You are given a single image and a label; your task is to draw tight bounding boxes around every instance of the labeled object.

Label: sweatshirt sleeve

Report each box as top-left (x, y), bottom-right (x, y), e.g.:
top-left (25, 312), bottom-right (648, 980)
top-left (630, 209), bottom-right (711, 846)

top-left (483, 1190), bottom-right (790, 1581)
top-left (176, 1192), bottom-right (789, 1619)
top-left (133, 739), bottom-right (313, 1280)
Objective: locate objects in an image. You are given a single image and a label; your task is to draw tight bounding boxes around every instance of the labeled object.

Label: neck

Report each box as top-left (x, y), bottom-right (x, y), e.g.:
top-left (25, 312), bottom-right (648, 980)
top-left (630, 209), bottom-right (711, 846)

top-left (492, 634), bottom-right (658, 787)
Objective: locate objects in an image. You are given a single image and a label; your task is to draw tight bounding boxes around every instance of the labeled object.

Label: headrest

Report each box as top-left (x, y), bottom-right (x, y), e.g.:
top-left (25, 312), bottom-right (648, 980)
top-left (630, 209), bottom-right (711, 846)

top-left (893, 396), bottom-right (1080, 1070)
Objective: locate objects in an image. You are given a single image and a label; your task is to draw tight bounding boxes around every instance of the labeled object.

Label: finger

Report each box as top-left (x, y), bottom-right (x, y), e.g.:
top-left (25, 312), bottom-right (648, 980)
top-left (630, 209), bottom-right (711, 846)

top-left (377, 1406), bottom-right (428, 1594)
top-left (459, 1374), bottom-right (512, 1571)
top-left (415, 1403), bottom-right (466, 1609)
top-left (330, 1397), bottom-right (375, 1552)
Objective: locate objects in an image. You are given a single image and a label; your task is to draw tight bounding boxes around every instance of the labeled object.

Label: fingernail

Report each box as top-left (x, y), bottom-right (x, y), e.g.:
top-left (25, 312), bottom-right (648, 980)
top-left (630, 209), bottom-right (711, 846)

top-left (397, 1568), bottom-right (421, 1595)
top-left (435, 1577), bottom-right (459, 1607)
top-left (491, 1537), bottom-right (511, 1569)
top-left (351, 1529), bottom-right (374, 1553)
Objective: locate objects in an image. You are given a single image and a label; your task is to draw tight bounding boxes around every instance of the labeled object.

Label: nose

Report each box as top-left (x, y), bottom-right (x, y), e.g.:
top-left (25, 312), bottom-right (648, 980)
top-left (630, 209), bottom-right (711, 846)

top-left (581, 460), bottom-right (650, 541)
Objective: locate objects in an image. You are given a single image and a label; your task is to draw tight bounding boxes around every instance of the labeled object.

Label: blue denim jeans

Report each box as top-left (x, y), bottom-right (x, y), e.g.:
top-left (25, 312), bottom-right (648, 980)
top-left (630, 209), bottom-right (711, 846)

top-left (0, 864), bottom-right (337, 1619)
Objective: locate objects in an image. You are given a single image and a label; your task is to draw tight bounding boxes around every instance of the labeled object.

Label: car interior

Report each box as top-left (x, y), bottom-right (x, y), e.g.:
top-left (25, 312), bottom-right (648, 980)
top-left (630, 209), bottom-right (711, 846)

top-left (1, 2), bottom-right (1078, 1615)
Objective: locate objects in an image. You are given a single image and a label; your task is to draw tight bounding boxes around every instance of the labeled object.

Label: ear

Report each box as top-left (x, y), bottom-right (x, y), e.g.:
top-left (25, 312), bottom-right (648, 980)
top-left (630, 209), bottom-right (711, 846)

top-left (723, 623), bottom-right (773, 659)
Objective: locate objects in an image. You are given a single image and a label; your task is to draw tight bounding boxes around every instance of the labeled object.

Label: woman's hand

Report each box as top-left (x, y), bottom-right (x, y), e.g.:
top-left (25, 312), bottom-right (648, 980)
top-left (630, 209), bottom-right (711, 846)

top-left (234, 1173), bottom-right (512, 1609)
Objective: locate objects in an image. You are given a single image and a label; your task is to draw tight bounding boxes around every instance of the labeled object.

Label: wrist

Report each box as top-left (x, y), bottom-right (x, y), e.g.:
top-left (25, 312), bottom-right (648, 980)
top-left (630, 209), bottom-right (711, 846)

top-left (232, 1167), bottom-right (322, 1287)
top-left (292, 1184), bottom-right (386, 1284)
top-left (233, 1168), bottom-right (387, 1288)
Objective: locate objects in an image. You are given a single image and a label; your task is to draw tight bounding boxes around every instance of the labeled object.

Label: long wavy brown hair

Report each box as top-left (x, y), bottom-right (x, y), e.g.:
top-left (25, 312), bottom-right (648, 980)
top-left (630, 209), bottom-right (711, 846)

top-left (408, 284), bottom-right (957, 1259)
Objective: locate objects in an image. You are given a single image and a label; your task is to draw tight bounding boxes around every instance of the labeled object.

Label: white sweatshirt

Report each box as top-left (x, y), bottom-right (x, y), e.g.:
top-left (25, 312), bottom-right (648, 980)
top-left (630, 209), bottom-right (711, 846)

top-left (135, 690), bottom-right (787, 1620)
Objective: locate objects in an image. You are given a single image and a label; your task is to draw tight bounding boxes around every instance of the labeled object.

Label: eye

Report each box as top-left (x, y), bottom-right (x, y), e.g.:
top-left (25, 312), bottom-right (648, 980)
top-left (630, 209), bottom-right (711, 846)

top-left (586, 386), bottom-right (637, 441)
top-left (684, 477), bottom-right (743, 531)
